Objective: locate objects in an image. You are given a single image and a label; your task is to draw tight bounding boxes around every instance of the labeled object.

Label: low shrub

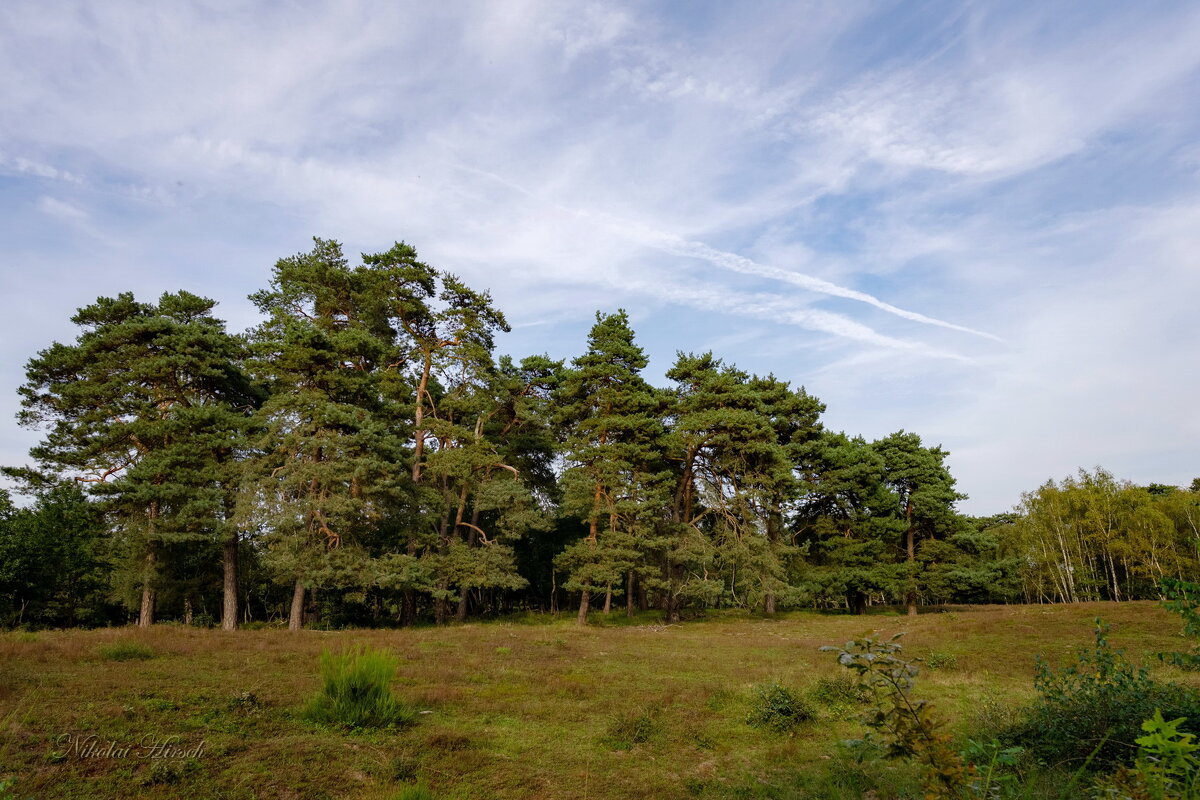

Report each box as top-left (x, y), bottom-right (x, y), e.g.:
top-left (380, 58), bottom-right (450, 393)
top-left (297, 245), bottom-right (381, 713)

top-left (1003, 619), bottom-right (1200, 769)
top-left (808, 673), bottom-right (871, 711)
top-left (302, 646), bottom-right (415, 729)
top-left (99, 641), bottom-right (154, 661)
top-left (388, 754), bottom-right (420, 782)
top-left (967, 691), bottom-right (1026, 742)
top-left (746, 682), bottom-right (814, 733)
top-left (602, 708), bottom-right (660, 749)
top-left (924, 650), bottom-right (959, 671)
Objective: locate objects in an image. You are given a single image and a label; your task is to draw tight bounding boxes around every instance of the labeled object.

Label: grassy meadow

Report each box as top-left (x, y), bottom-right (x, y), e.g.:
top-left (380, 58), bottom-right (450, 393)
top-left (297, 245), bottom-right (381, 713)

top-left (2, 602), bottom-right (1197, 800)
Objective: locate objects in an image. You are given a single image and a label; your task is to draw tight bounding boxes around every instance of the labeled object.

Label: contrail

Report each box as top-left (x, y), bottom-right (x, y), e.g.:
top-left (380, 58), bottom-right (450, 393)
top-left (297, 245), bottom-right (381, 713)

top-left (632, 278), bottom-right (976, 363)
top-left (449, 159), bottom-right (999, 342)
top-left (618, 227), bottom-right (1001, 342)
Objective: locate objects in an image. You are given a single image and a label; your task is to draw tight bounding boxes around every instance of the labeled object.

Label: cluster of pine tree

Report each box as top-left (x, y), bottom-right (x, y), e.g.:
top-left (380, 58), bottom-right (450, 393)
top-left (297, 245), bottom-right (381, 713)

top-left (5, 237), bottom-right (1192, 631)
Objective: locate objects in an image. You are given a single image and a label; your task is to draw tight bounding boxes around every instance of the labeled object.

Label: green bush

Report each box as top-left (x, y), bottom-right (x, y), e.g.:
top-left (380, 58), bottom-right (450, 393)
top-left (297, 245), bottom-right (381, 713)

top-left (302, 646), bottom-right (415, 729)
top-left (746, 682), bottom-right (814, 733)
top-left (1004, 619), bottom-right (1200, 769)
top-left (98, 641), bottom-right (154, 661)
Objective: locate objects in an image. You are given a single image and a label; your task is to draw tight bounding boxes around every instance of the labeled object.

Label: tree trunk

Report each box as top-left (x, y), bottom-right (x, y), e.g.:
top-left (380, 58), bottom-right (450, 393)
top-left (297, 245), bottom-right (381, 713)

top-left (288, 579), bottom-right (305, 631)
top-left (603, 584), bottom-right (612, 614)
top-left (411, 349), bottom-right (433, 482)
top-left (626, 571), bottom-right (635, 618)
top-left (307, 587), bottom-right (320, 627)
top-left (577, 588), bottom-right (590, 625)
top-left (665, 594), bottom-right (680, 624)
top-left (764, 593), bottom-right (776, 615)
top-left (905, 523), bottom-right (918, 616)
top-left (456, 591), bottom-right (469, 621)
top-left (221, 529), bottom-right (239, 630)
top-left (138, 549), bottom-right (156, 628)
top-left (401, 590), bottom-right (416, 626)
top-left (847, 589), bottom-right (866, 615)
top-left (456, 506), bottom-right (480, 622)
top-left (183, 596), bottom-right (194, 626)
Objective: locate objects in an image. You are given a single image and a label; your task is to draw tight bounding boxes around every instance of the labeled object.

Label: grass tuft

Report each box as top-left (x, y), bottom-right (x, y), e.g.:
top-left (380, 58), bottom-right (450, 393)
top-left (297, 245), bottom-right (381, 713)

top-left (602, 708), bottom-right (660, 750)
top-left (746, 682), bottom-right (815, 733)
top-left (98, 641), bottom-right (154, 661)
top-left (924, 650), bottom-right (959, 670)
top-left (808, 673), bottom-right (871, 711)
top-left (302, 645), bottom-right (416, 729)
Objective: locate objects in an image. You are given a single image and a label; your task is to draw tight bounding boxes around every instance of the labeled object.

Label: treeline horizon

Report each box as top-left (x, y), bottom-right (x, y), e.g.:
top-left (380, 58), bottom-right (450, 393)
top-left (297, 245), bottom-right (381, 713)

top-left (2, 237), bottom-right (1197, 631)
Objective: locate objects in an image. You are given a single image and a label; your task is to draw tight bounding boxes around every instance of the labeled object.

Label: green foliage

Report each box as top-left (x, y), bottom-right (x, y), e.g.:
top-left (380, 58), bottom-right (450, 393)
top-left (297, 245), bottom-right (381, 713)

top-left (664, 353), bottom-right (817, 617)
top-left (746, 682), bottom-right (815, 732)
top-left (822, 632), bottom-right (973, 797)
top-left (797, 430), bottom-right (988, 614)
top-left (806, 740), bottom-right (924, 799)
top-left (391, 785), bottom-right (437, 800)
top-left (99, 641), bottom-right (155, 661)
top-left (302, 646), bottom-right (415, 729)
top-left (9, 231), bottom-right (1018, 628)
top-left (1006, 619), bottom-right (1200, 769)
top-left (1159, 577), bottom-right (1200, 670)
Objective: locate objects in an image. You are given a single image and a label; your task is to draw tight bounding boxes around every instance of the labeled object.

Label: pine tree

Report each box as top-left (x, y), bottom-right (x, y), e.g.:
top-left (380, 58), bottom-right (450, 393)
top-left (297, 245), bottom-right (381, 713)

top-left (18, 291), bottom-right (255, 626)
top-left (556, 311), bottom-right (671, 624)
top-left (874, 431), bottom-right (964, 615)
top-left (663, 355), bottom-right (820, 617)
top-left (798, 432), bottom-right (896, 614)
top-left (246, 238), bottom-right (407, 630)
top-left (360, 243), bottom-right (532, 623)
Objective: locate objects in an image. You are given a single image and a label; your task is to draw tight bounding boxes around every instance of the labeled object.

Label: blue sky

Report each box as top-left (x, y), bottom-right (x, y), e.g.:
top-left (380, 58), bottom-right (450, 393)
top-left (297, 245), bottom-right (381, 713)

top-left (2, 1), bottom-right (1198, 513)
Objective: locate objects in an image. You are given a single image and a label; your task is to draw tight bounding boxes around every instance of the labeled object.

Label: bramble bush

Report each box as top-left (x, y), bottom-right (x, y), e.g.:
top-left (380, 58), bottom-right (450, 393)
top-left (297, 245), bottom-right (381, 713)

top-left (1004, 619), bottom-right (1200, 769)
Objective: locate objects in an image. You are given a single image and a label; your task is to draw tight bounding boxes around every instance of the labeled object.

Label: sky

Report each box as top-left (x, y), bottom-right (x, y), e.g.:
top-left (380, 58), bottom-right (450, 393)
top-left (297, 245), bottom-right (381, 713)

top-left (1, 1), bottom-right (1198, 514)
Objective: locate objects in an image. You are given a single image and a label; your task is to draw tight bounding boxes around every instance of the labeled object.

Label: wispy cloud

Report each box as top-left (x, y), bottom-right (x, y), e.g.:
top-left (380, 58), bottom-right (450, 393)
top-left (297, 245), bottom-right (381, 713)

top-left (35, 196), bottom-right (88, 222)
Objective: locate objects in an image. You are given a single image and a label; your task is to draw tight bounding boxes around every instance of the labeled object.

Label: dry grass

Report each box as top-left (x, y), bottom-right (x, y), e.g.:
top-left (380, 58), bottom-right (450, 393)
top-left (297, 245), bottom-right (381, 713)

top-left (0, 602), bottom-right (1196, 799)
